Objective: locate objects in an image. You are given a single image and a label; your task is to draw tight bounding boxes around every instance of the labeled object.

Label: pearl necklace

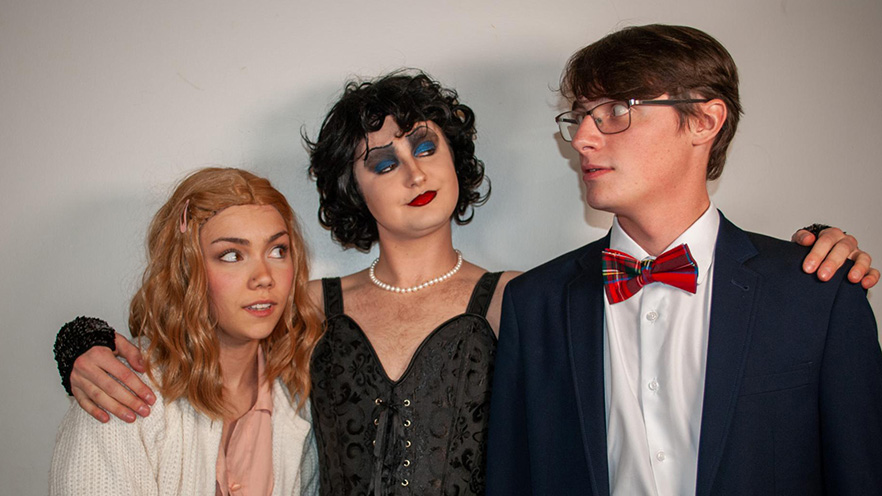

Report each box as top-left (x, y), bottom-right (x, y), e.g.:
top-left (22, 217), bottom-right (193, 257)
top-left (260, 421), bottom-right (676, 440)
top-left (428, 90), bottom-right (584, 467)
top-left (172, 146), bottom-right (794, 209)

top-left (369, 250), bottom-right (463, 294)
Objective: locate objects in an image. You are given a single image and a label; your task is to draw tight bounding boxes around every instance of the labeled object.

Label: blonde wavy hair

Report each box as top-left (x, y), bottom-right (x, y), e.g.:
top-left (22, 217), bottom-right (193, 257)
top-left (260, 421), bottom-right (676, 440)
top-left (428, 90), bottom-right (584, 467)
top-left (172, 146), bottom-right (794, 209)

top-left (129, 167), bottom-right (323, 418)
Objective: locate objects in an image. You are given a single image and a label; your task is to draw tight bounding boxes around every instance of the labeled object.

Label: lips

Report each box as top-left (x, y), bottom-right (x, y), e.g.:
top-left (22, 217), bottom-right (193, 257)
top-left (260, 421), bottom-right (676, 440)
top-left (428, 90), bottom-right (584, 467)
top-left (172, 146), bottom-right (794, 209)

top-left (244, 301), bottom-right (276, 317)
top-left (582, 163), bottom-right (612, 180)
top-left (408, 191), bottom-right (437, 207)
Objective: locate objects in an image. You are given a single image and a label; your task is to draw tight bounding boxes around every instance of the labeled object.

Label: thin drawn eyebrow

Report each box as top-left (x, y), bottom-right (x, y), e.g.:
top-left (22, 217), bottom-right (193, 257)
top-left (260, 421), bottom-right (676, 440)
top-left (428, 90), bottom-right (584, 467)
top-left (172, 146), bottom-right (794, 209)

top-left (366, 141), bottom-right (393, 156)
top-left (365, 123), bottom-right (432, 156)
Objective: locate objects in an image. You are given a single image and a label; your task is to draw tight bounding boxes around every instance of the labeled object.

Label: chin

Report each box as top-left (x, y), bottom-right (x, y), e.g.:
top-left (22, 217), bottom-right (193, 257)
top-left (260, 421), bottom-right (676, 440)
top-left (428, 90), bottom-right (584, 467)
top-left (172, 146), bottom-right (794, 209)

top-left (583, 193), bottom-right (612, 212)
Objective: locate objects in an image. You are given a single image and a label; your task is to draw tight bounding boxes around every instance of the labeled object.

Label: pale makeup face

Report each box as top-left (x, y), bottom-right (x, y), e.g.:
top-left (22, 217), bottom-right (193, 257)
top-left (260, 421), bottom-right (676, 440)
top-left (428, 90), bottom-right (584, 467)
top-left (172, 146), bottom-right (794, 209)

top-left (569, 95), bottom-right (700, 219)
top-left (199, 204), bottom-right (294, 348)
top-left (353, 116), bottom-right (459, 242)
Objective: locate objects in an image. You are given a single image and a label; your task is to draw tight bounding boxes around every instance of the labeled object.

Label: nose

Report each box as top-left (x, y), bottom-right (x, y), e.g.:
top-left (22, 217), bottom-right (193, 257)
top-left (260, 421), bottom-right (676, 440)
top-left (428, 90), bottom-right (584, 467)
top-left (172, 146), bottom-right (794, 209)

top-left (249, 259), bottom-right (274, 290)
top-left (570, 115), bottom-right (604, 153)
top-left (402, 157), bottom-right (427, 188)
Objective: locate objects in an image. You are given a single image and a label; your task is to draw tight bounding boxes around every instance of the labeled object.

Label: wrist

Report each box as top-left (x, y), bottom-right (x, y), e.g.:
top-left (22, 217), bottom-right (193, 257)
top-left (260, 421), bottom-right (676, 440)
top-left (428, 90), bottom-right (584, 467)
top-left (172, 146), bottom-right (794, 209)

top-left (54, 316), bottom-right (116, 395)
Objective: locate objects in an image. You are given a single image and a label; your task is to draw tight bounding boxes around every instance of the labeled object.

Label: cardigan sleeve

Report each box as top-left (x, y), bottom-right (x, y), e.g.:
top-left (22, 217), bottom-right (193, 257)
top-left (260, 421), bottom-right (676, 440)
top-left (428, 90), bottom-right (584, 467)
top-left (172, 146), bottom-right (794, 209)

top-left (49, 375), bottom-right (165, 496)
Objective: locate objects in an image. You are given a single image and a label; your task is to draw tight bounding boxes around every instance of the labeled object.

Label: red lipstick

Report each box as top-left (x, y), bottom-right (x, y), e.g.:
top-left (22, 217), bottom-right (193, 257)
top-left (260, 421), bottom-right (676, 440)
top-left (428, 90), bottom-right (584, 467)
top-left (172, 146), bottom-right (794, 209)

top-left (408, 191), bottom-right (437, 207)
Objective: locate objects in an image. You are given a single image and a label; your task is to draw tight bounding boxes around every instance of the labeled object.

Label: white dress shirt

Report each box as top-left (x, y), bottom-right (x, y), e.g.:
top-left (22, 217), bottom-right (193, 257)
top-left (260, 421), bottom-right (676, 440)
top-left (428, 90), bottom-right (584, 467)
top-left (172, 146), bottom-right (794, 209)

top-left (604, 204), bottom-right (720, 496)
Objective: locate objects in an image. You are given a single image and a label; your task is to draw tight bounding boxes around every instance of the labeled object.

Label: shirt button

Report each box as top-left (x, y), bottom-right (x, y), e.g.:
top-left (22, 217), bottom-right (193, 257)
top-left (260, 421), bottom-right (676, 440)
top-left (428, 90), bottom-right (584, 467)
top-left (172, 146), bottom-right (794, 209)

top-left (646, 310), bottom-right (659, 322)
top-left (656, 450), bottom-right (666, 462)
top-left (648, 380), bottom-right (660, 391)
top-left (230, 482), bottom-right (242, 491)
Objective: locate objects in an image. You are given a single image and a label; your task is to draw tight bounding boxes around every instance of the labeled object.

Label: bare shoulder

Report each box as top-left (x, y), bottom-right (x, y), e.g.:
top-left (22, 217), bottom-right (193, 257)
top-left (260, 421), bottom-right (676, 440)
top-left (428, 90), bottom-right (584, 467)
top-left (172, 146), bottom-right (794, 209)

top-left (486, 270), bottom-right (523, 336)
top-left (307, 279), bottom-right (324, 313)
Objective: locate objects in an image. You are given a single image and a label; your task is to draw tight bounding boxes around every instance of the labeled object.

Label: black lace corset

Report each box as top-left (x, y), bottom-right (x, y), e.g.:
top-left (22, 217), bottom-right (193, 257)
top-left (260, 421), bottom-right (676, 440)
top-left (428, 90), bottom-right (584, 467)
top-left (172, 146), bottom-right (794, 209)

top-left (310, 272), bottom-right (502, 496)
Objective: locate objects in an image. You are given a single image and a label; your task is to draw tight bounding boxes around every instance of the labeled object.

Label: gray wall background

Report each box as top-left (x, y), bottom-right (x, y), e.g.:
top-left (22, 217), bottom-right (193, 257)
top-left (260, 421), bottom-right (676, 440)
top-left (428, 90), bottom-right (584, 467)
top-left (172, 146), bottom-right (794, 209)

top-left (2, 0), bottom-right (880, 492)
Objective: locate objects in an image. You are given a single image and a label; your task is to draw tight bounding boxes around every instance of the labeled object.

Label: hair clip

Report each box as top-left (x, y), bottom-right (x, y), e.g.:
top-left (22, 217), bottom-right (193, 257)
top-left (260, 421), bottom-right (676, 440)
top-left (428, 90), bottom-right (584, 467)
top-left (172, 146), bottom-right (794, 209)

top-left (179, 199), bottom-right (190, 233)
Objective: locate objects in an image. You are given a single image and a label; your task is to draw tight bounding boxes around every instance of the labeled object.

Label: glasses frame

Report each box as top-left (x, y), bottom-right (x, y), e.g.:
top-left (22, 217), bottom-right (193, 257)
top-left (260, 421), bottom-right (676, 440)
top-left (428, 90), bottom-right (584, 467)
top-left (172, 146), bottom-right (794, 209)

top-left (555, 98), bottom-right (711, 141)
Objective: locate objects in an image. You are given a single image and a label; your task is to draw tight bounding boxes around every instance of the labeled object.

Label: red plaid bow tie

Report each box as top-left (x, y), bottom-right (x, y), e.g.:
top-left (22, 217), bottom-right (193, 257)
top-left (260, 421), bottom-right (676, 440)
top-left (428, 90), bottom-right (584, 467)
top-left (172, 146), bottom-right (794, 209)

top-left (602, 244), bottom-right (699, 303)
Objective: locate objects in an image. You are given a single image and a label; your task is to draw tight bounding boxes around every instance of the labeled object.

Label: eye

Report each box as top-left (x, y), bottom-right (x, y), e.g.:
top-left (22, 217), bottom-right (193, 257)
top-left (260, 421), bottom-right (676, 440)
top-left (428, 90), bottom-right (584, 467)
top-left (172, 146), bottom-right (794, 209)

top-left (610, 102), bottom-right (630, 117)
top-left (219, 250), bottom-right (241, 262)
top-left (269, 244), bottom-right (289, 259)
top-left (413, 140), bottom-right (436, 157)
top-left (374, 159), bottom-right (397, 174)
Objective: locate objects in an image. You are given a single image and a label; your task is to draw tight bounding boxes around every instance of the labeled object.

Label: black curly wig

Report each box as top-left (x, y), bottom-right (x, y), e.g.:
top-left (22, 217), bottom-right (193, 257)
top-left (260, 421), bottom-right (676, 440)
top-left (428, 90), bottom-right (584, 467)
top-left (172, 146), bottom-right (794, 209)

top-left (304, 70), bottom-right (490, 252)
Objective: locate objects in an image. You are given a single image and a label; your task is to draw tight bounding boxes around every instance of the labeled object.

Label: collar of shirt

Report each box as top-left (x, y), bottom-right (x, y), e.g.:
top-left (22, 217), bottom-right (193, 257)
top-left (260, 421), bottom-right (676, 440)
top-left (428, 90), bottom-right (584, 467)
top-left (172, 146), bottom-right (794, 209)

top-left (609, 203), bottom-right (720, 286)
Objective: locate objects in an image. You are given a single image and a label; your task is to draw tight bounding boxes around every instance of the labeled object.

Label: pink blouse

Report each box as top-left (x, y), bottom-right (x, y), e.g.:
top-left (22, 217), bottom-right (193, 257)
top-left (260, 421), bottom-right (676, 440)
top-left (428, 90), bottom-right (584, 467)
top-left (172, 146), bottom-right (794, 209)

top-left (216, 348), bottom-right (274, 496)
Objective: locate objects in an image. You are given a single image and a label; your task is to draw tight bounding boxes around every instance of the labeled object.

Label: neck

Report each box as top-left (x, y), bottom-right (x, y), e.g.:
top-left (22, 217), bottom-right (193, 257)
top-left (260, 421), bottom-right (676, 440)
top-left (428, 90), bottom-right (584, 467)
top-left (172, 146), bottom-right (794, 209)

top-left (373, 224), bottom-right (459, 287)
top-left (616, 192), bottom-right (711, 257)
top-left (218, 340), bottom-right (260, 393)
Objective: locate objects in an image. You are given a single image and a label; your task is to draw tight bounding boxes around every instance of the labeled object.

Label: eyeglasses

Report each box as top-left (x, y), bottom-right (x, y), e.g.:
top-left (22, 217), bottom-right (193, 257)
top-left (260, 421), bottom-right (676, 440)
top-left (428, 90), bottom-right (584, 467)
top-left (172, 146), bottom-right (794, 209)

top-left (555, 98), bottom-right (711, 141)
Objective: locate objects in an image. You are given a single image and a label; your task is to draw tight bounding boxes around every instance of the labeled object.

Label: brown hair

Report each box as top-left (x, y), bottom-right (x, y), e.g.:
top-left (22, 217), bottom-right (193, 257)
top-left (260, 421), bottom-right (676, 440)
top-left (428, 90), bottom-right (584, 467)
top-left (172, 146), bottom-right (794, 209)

top-left (561, 24), bottom-right (742, 180)
top-left (128, 167), bottom-right (323, 418)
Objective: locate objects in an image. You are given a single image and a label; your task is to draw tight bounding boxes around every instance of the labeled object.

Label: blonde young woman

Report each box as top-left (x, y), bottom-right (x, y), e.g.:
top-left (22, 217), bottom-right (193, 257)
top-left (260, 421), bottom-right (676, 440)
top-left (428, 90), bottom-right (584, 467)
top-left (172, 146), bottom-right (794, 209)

top-left (50, 168), bottom-right (323, 495)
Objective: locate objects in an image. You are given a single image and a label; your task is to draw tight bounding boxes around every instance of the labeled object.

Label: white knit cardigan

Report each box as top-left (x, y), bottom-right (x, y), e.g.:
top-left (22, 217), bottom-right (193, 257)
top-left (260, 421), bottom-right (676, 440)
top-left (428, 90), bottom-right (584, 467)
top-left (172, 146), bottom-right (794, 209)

top-left (49, 370), bottom-right (319, 495)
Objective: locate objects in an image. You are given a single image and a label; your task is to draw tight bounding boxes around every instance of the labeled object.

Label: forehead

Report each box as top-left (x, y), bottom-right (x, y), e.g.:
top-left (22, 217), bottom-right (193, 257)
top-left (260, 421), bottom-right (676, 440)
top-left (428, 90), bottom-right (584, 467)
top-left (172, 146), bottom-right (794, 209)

top-left (200, 204), bottom-right (286, 238)
top-left (573, 97), bottom-right (611, 111)
top-left (364, 115), bottom-right (402, 150)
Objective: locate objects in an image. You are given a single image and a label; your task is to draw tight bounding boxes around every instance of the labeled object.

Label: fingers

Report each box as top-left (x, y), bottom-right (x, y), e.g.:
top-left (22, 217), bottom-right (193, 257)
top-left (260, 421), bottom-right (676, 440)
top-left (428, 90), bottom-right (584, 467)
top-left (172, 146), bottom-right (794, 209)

top-left (114, 332), bottom-right (146, 373)
top-left (861, 268), bottom-right (880, 290)
top-left (70, 365), bottom-right (138, 423)
top-left (70, 348), bottom-right (154, 421)
top-left (847, 250), bottom-right (871, 282)
top-left (844, 248), bottom-right (878, 289)
top-left (795, 227), bottom-right (877, 288)
top-left (803, 228), bottom-right (855, 280)
top-left (102, 358), bottom-right (155, 410)
top-left (71, 387), bottom-right (110, 423)
top-left (793, 229), bottom-right (816, 246)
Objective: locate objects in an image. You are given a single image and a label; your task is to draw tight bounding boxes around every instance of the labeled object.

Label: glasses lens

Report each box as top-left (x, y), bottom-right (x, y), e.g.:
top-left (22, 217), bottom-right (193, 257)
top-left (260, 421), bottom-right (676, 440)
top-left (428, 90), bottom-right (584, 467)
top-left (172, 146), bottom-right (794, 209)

top-left (592, 101), bottom-right (631, 134)
top-left (556, 101), bottom-right (631, 140)
top-left (556, 112), bottom-right (582, 142)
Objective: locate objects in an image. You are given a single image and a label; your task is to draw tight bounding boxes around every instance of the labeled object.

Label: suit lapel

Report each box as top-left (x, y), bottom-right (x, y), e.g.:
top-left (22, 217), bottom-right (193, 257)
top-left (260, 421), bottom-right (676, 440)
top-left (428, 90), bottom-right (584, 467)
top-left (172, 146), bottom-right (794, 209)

top-left (695, 213), bottom-right (760, 496)
top-left (567, 235), bottom-right (611, 496)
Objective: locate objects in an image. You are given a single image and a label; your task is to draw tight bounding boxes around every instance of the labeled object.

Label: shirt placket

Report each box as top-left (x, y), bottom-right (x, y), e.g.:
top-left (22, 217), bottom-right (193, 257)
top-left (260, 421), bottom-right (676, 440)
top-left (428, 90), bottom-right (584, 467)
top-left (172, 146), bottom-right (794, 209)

top-left (638, 283), bottom-right (674, 494)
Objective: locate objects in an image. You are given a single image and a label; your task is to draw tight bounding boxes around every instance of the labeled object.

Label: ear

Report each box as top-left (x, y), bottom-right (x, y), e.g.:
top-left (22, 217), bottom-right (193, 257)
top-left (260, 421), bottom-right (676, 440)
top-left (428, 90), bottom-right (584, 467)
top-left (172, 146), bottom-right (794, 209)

top-left (690, 99), bottom-right (727, 146)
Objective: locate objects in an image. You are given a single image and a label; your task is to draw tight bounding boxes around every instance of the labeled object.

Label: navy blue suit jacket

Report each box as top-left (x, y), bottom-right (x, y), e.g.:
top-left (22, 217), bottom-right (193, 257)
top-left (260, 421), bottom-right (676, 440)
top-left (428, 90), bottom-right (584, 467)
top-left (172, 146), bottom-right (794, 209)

top-left (486, 213), bottom-right (882, 495)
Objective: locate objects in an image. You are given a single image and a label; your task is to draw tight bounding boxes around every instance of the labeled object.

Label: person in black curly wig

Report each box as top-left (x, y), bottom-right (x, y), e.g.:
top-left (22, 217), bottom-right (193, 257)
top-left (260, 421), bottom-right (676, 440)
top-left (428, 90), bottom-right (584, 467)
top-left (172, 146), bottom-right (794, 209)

top-left (305, 70), bottom-right (489, 251)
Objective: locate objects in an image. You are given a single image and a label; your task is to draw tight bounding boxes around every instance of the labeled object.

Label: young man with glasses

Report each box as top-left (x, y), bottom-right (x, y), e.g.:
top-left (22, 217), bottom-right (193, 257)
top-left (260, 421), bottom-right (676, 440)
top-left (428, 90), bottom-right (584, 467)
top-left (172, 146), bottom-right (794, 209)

top-left (486, 24), bottom-right (882, 495)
